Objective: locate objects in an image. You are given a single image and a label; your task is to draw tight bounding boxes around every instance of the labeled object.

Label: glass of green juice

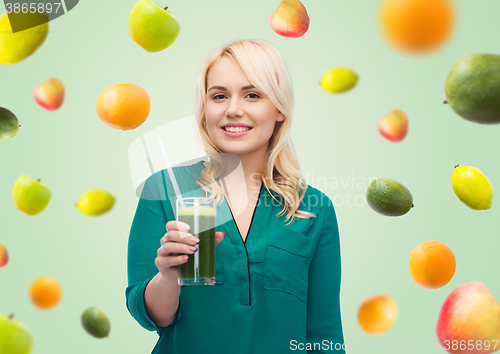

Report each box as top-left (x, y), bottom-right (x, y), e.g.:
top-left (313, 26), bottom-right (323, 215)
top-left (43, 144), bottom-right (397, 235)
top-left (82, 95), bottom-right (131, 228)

top-left (176, 197), bottom-right (217, 286)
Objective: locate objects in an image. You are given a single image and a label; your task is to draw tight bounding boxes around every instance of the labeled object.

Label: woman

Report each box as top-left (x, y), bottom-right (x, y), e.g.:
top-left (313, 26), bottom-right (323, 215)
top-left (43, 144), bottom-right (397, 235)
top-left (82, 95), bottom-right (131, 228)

top-left (126, 39), bottom-right (345, 353)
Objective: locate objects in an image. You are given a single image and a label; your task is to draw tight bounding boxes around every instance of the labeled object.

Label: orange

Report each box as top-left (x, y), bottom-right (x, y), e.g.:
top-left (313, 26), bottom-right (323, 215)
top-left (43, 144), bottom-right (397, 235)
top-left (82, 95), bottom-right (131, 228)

top-left (380, 0), bottom-right (455, 54)
top-left (96, 84), bottom-right (150, 130)
top-left (409, 240), bottom-right (456, 289)
top-left (358, 294), bottom-right (398, 335)
top-left (29, 276), bottom-right (62, 309)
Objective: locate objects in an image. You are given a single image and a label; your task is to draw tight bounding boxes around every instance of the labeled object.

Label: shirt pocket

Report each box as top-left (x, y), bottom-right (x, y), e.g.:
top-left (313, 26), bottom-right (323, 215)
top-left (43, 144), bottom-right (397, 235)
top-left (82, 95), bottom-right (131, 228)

top-left (263, 227), bottom-right (312, 302)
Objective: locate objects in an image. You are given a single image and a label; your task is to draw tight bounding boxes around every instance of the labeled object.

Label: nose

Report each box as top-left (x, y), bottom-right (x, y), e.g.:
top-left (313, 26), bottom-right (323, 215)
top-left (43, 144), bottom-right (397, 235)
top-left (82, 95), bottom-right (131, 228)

top-left (226, 97), bottom-right (244, 118)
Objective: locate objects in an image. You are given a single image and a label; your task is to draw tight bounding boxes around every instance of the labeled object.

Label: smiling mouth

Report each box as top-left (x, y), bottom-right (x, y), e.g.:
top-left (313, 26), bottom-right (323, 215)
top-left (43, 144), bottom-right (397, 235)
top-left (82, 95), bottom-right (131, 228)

top-left (222, 127), bottom-right (253, 132)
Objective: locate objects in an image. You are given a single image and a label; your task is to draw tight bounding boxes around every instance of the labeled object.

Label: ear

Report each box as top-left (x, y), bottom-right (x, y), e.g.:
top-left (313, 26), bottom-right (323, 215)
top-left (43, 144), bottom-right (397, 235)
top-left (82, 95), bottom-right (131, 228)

top-left (276, 111), bottom-right (285, 122)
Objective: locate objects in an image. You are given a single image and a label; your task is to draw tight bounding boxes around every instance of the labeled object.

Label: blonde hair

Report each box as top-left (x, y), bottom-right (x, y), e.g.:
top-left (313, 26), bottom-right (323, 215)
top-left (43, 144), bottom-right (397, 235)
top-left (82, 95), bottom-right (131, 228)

top-left (193, 39), bottom-right (316, 225)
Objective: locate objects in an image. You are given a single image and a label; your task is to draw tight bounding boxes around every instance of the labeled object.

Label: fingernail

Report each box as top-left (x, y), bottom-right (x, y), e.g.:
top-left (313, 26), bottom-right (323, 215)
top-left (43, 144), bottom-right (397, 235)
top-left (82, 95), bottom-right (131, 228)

top-left (183, 255), bottom-right (189, 261)
top-left (181, 224), bottom-right (191, 232)
top-left (188, 246), bottom-right (197, 252)
top-left (191, 237), bottom-right (200, 244)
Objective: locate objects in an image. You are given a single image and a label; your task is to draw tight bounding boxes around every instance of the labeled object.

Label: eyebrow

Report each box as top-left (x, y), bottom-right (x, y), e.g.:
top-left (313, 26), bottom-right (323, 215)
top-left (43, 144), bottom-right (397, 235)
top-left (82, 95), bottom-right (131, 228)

top-left (207, 85), bottom-right (256, 92)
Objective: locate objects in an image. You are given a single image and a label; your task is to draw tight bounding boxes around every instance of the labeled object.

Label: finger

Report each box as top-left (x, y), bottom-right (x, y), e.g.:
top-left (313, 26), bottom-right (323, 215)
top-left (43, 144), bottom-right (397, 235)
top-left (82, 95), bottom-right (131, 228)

top-left (162, 230), bottom-right (199, 245)
top-left (156, 254), bottom-right (189, 269)
top-left (160, 231), bottom-right (189, 245)
top-left (166, 220), bottom-right (191, 232)
top-left (158, 242), bottom-right (198, 257)
top-left (215, 231), bottom-right (225, 245)
top-left (160, 233), bottom-right (168, 245)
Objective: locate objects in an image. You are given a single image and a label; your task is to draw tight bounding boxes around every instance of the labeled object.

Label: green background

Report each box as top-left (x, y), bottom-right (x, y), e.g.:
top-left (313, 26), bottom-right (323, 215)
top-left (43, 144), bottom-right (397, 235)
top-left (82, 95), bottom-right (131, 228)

top-left (1, 0), bottom-right (500, 352)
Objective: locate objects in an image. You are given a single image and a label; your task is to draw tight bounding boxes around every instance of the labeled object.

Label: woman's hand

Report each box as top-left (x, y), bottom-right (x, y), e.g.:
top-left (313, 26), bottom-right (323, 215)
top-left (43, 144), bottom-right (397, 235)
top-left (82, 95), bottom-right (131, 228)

top-left (155, 221), bottom-right (225, 282)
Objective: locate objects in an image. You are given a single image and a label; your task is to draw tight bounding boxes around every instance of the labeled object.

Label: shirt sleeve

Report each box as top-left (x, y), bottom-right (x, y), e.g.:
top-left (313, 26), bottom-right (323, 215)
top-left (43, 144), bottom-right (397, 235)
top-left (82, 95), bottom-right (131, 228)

top-left (125, 172), bottom-right (181, 337)
top-left (306, 197), bottom-right (345, 353)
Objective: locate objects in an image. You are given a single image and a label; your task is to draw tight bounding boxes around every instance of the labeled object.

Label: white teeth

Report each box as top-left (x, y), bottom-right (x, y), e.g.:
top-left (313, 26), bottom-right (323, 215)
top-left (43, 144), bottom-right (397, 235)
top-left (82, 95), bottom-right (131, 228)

top-left (224, 127), bottom-right (251, 132)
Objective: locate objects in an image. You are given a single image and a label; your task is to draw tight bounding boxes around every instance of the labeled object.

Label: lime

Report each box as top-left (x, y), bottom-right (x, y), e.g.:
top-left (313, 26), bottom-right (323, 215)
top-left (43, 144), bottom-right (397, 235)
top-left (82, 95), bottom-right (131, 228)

top-left (81, 307), bottom-right (110, 338)
top-left (451, 165), bottom-right (493, 210)
top-left (319, 67), bottom-right (359, 94)
top-left (366, 178), bottom-right (413, 216)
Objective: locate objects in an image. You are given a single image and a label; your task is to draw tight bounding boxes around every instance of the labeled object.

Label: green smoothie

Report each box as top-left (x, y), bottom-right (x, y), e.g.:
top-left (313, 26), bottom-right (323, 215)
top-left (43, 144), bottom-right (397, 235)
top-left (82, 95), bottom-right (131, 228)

top-left (177, 204), bottom-right (216, 285)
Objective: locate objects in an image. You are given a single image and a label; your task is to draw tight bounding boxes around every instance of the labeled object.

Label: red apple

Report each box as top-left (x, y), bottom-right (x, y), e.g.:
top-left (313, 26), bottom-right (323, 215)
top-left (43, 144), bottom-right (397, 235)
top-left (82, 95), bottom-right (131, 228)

top-left (437, 282), bottom-right (500, 354)
top-left (269, 0), bottom-right (310, 38)
top-left (378, 109), bottom-right (408, 142)
top-left (0, 244), bottom-right (8, 267)
top-left (33, 78), bottom-right (64, 111)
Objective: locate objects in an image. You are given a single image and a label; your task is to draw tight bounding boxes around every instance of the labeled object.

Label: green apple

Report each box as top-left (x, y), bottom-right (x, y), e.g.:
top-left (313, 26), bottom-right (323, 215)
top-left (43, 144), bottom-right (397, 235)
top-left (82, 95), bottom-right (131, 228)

top-left (0, 314), bottom-right (33, 354)
top-left (12, 175), bottom-right (51, 215)
top-left (127, 0), bottom-right (181, 53)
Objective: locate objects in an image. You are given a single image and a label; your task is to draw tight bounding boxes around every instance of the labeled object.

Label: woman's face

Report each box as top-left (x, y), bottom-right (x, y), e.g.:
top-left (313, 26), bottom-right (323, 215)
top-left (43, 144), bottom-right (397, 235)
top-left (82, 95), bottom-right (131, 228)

top-left (204, 56), bottom-right (284, 160)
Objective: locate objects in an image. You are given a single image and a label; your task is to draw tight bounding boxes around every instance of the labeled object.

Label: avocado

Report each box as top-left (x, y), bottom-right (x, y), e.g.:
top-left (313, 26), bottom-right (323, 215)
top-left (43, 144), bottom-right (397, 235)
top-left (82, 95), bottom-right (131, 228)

top-left (445, 53), bottom-right (500, 124)
top-left (366, 178), bottom-right (413, 217)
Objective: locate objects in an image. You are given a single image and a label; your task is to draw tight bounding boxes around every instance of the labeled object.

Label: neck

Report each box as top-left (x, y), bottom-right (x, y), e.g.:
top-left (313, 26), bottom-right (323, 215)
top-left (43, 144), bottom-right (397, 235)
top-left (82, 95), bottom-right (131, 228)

top-left (217, 145), bottom-right (268, 195)
top-left (236, 154), bottom-right (265, 187)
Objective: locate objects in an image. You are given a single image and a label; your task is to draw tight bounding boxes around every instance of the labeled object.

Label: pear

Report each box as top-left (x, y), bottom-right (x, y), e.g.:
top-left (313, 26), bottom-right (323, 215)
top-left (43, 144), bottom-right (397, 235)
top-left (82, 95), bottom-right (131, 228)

top-left (0, 12), bottom-right (49, 65)
top-left (269, 0), bottom-right (309, 38)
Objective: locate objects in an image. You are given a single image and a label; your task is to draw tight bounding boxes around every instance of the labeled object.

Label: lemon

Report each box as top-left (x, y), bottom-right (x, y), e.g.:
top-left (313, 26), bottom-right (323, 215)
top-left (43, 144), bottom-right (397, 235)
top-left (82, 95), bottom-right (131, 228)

top-left (76, 190), bottom-right (115, 216)
top-left (319, 67), bottom-right (359, 94)
top-left (451, 165), bottom-right (493, 210)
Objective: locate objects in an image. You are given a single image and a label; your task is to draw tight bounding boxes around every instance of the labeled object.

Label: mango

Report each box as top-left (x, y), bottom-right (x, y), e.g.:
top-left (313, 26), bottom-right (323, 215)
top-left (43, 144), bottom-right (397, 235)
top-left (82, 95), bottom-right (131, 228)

top-left (0, 12), bottom-right (48, 65)
top-left (0, 107), bottom-right (20, 141)
top-left (445, 53), bottom-right (500, 124)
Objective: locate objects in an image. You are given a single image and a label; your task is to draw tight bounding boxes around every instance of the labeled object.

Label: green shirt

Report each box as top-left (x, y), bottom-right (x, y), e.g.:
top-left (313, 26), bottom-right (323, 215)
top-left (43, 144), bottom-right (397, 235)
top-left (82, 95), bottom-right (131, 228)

top-left (126, 161), bottom-right (345, 353)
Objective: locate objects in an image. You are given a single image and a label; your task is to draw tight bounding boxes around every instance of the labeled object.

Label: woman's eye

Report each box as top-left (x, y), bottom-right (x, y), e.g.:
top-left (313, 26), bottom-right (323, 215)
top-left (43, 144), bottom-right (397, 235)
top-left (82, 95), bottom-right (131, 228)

top-left (212, 94), bottom-right (225, 100)
top-left (247, 93), bottom-right (260, 99)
